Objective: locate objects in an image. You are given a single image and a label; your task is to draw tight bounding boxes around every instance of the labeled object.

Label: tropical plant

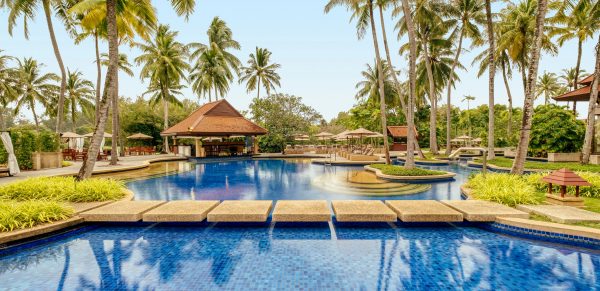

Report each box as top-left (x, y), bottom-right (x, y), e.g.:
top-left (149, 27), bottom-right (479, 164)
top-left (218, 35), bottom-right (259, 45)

top-left (0, 51), bottom-right (17, 130)
top-left (369, 164), bottom-right (446, 176)
top-left (511, 0), bottom-right (550, 174)
top-left (355, 60), bottom-right (399, 106)
top-left (0, 201), bottom-right (73, 232)
top-left (536, 71), bottom-right (561, 105)
top-left (466, 173), bottom-right (543, 206)
top-left (0, 176), bottom-right (126, 202)
top-left (65, 69), bottom-right (94, 132)
top-left (4, 0), bottom-right (71, 132)
top-left (239, 47), bottom-right (281, 99)
top-left (13, 58), bottom-right (59, 131)
top-left (583, 4), bottom-right (600, 164)
top-left (483, 0), bottom-right (496, 160)
top-left (528, 105), bottom-right (585, 156)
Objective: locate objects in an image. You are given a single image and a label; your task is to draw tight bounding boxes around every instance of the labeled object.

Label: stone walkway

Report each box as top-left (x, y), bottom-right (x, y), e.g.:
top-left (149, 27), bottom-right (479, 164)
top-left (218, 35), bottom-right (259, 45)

top-left (0, 154), bottom-right (183, 184)
top-left (517, 205), bottom-right (600, 223)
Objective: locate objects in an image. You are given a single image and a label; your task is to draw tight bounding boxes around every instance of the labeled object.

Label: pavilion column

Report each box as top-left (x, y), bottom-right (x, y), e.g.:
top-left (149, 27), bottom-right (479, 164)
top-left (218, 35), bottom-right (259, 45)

top-left (195, 138), bottom-right (203, 158)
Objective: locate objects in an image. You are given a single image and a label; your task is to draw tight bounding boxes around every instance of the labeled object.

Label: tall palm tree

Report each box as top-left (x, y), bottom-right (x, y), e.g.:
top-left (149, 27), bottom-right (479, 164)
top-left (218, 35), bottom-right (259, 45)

top-left (399, 0), bottom-right (418, 169)
top-left (484, 0), bottom-right (496, 160)
top-left (444, 0), bottom-right (485, 154)
top-left (189, 17), bottom-right (241, 100)
top-left (582, 1), bottom-right (600, 164)
top-left (511, 0), bottom-right (549, 174)
top-left (189, 45), bottom-right (231, 102)
top-left (462, 95), bottom-right (475, 138)
top-left (355, 60), bottom-right (399, 107)
top-left (5, 0), bottom-right (71, 133)
top-left (536, 71), bottom-right (561, 105)
top-left (0, 51), bottom-right (17, 130)
top-left (550, 0), bottom-right (600, 114)
top-left (13, 58), bottom-right (59, 131)
top-left (135, 24), bottom-right (189, 153)
top-left (76, 0), bottom-right (191, 179)
top-left (377, 0), bottom-right (406, 112)
top-left (65, 69), bottom-right (94, 132)
top-left (239, 47), bottom-right (281, 99)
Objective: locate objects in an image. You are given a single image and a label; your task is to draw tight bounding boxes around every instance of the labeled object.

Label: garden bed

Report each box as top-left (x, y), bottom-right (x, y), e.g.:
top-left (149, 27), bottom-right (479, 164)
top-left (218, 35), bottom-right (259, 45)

top-left (472, 157), bottom-right (600, 173)
top-left (365, 164), bottom-right (455, 182)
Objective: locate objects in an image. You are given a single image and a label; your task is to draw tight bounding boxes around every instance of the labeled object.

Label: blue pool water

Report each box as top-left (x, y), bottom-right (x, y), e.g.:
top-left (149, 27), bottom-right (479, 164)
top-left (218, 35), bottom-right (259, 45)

top-left (1, 223), bottom-right (599, 290)
top-left (126, 159), bottom-right (472, 200)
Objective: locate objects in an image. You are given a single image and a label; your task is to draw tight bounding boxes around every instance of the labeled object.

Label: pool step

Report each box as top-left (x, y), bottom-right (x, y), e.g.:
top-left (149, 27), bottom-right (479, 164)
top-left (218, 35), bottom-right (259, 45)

top-left (207, 200), bottom-right (273, 222)
top-left (272, 200), bottom-right (331, 222)
top-left (386, 200), bottom-right (463, 222)
top-left (332, 200), bottom-right (397, 222)
top-left (143, 200), bottom-right (220, 222)
top-left (80, 201), bottom-right (166, 222)
top-left (441, 200), bottom-right (529, 222)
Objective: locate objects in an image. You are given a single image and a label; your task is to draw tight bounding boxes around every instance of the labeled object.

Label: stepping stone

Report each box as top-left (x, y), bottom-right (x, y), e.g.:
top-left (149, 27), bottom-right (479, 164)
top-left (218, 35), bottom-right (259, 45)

top-left (331, 200), bottom-right (396, 222)
top-left (272, 200), bottom-right (331, 222)
top-left (80, 201), bottom-right (166, 222)
top-left (143, 200), bottom-right (220, 222)
top-left (386, 200), bottom-right (463, 222)
top-left (207, 200), bottom-right (273, 222)
top-left (69, 201), bottom-right (114, 214)
top-left (441, 200), bottom-right (528, 222)
top-left (517, 205), bottom-right (600, 223)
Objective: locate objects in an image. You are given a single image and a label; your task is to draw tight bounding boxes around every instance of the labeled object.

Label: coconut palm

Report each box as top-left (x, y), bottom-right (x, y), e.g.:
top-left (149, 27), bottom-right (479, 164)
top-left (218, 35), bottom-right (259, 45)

top-left (536, 71), bottom-right (561, 105)
top-left (13, 58), bottom-right (59, 131)
top-left (443, 0), bottom-right (485, 154)
top-left (188, 17), bottom-right (241, 100)
top-left (511, 0), bottom-right (549, 174)
top-left (189, 45), bottom-right (231, 102)
top-left (239, 47), bottom-right (281, 99)
top-left (582, 1), bottom-right (600, 164)
top-left (0, 52), bottom-right (17, 130)
top-left (4, 0), bottom-right (74, 132)
top-left (462, 95), bottom-right (475, 138)
top-left (65, 69), bottom-right (94, 132)
top-left (135, 24), bottom-right (189, 153)
top-left (355, 60), bottom-right (399, 106)
top-left (550, 0), bottom-right (600, 112)
top-left (483, 0), bottom-right (496, 159)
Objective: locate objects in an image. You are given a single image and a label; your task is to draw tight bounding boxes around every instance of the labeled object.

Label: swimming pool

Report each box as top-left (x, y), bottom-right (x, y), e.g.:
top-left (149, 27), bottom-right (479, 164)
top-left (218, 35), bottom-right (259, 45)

top-left (126, 159), bottom-right (473, 200)
top-left (1, 222), bottom-right (598, 290)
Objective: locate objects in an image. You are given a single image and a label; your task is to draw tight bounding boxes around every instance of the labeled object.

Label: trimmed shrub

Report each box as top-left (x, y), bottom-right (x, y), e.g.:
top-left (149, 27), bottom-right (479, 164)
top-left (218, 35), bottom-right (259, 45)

top-left (0, 201), bottom-right (73, 232)
top-left (0, 130), bottom-right (60, 169)
top-left (466, 173), bottom-right (544, 206)
top-left (369, 164), bottom-right (447, 176)
top-left (37, 131), bottom-right (60, 152)
top-left (0, 177), bottom-right (127, 202)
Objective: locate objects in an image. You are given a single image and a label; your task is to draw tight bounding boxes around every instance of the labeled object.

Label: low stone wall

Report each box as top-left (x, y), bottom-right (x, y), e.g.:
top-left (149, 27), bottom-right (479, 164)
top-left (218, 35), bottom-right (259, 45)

top-left (547, 152), bottom-right (581, 162)
top-left (32, 152), bottom-right (63, 170)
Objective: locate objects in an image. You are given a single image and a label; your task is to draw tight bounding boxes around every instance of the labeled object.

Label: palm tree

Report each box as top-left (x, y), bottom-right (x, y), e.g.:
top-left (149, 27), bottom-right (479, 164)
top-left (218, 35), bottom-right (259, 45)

top-left (189, 45), bottom-right (231, 102)
top-left (189, 17), bottom-right (241, 100)
top-left (582, 1), bottom-right (600, 164)
top-left (13, 58), bottom-right (59, 131)
top-left (239, 47), bottom-right (281, 99)
top-left (483, 0), bottom-right (496, 160)
top-left (5, 0), bottom-right (71, 133)
top-left (536, 71), bottom-right (561, 105)
top-left (462, 95), bottom-right (475, 138)
top-left (550, 0), bottom-right (600, 114)
top-left (355, 60), bottom-right (399, 107)
top-left (511, 0), bottom-right (549, 174)
top-left (0, 51), bottom-right (17, 130)
top-left (135, 24), bottom-right (189, 153)
top-left (65, 69), bottom-right (94, 132)
top-left (559, 67), bottom-right (588, 111)
top-left (444, 0), bottom-right (485, 155)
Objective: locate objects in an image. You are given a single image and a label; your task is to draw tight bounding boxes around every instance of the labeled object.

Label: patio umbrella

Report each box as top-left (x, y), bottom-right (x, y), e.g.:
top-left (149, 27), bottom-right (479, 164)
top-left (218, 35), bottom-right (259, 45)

top-left (61, 132), bottom-right (84, 150)
top-left (126, 133), bottom-right (153, 139)
top-left (347, 128), bottom-right (376, 146)
top-left (456, 135), bottom-right (472, 140)
top-left (61, 131), bottom-right (82, 138)
top-left (83, 132), bottom-right (113, 138)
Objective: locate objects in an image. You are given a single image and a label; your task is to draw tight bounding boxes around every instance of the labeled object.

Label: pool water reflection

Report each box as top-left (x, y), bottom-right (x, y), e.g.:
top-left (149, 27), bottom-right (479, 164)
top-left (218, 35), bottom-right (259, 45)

top-left (1, 223), bottom-right (598, 290)
top-left (125, 159), bottom-right (472, 200)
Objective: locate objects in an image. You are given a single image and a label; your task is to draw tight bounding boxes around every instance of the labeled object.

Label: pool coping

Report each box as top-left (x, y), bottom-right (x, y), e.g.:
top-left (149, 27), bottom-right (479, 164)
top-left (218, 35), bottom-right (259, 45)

top-left (396, 157), bottom-right (450, 166)
top-left (364, 165), bottom-right (456, 182)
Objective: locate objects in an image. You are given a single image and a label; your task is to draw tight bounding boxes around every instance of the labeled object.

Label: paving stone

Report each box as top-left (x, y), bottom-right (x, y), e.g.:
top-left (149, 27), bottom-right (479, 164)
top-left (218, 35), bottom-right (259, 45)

top-left (80, 201), bottom-right (166, 222)
top-left (441, 200), bottom-right (528, 222)
top-left (517, 204), bottom-right (600, 223)
top-left (386, 200), bottom-right (463, 222)
top-left (331, 200), bottom-right (396, 222)
top-left (69, 201), bottom-right (114, 214)
top-left (207, 200), bottom-right (273, 222)
top-left (143, 200), bottom-right (220, 222)
top-left (272, 200), bottom-right (331, 222)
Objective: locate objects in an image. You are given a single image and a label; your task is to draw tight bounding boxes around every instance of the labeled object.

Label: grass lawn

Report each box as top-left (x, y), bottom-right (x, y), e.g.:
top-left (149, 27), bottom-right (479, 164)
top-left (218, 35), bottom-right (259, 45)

top-left (475, 157), bottom-right (600, 173)
top-left (369, 164), bottom-right (447, 176)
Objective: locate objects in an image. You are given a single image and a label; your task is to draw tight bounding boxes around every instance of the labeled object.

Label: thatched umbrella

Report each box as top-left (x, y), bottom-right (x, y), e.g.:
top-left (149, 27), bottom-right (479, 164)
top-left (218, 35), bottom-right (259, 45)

top-left (126, 133), bottom-right (153, 140)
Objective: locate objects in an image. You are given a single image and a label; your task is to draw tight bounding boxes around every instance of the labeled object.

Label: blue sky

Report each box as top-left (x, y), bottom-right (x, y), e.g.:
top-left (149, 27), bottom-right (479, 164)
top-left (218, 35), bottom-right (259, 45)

top-left (0, 0), bottom-right (596, 121)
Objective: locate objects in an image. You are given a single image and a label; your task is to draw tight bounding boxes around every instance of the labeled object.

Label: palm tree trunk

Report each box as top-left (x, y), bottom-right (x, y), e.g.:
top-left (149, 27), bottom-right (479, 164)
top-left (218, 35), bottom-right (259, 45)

top-left (77, 0), bottom-right (118, 180)
top-left (582, 36), bottom-right (600, 164)
top-left (94, 31), bottom-right (102, 124)
top-left (485, 0), bottom-right (496, 160)
top-left (511, 0), bottom-right (548, 174)
top-left (445, 30), bottom-right (465, 155)
top-left (208, 89), bottom-right (212, 102)
top-left (422, 40), bottom-right (438, 155)
top-left (0, 107), bottom-right (5, 131)
top-left (31, 101), bottom-right (40, 132)
top-left (378, 5), bottom-right (406, 112)
top-left (501, 58), bottom-right (514, 139)
top-left (71, 96), bottom-right (76, 132)
top-left (400, 0), bottom-right (417, 169)
top-left (110, 74), bottom-right (119, 165)
top-left (573, 39), bottom-right (584, 115)
top-left (257, 78), bottom-right (261, 99)
top-left (162, 83), bottom-right (170, 154)
top-left (367, 0), bottom-right (390, 164)
top-left (42, 0), bottom-right (66, 133)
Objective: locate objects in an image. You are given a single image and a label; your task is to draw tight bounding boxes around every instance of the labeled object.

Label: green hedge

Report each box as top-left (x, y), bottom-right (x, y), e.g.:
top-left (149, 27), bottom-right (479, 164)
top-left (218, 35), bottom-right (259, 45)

top-left (0, 130), bottom-right (60, 170)
top-left (0, 177), bottom-right (127, 202)
top-left (369, 164), bottom-right (447, 176)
